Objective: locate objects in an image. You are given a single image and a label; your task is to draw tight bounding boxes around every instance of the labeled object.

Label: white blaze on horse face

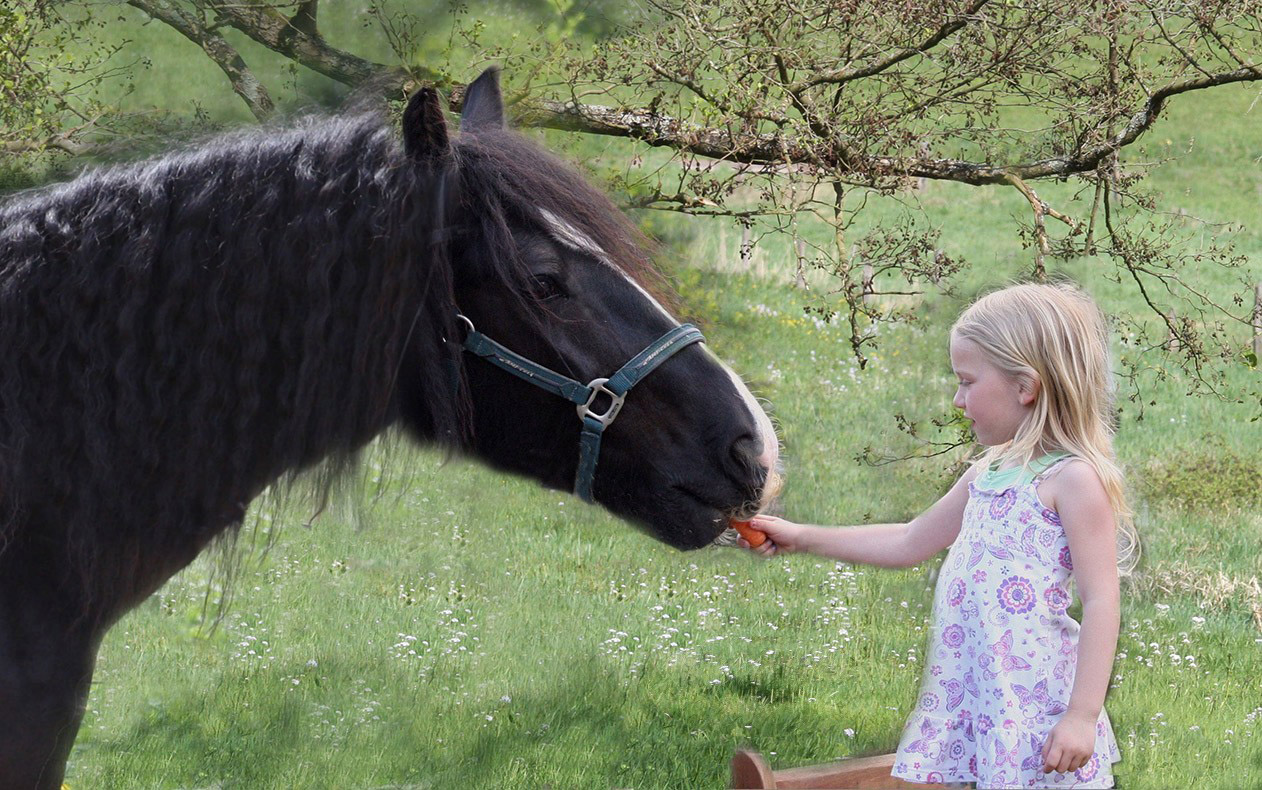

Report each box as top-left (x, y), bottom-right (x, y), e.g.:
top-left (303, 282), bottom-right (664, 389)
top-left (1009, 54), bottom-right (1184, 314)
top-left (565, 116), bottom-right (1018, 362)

top-left (538, 209), bottom-right (677, 325)
top-left (538, 209), bottom-right (781, 482)
top-left (706, 347), bottom-right (781, 477)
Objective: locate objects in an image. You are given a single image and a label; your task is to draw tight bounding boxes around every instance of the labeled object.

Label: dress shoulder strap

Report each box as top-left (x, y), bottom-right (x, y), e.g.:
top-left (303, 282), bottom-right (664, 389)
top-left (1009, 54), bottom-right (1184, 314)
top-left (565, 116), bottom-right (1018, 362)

top-left (1031, 453), bottom-right (1077, 484)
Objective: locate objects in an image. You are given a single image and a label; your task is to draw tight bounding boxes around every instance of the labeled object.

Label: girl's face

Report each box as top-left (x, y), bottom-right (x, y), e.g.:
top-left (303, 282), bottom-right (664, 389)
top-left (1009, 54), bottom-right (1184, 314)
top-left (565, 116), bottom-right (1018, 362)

top-left (949, 336), bottom-right (1037, 446)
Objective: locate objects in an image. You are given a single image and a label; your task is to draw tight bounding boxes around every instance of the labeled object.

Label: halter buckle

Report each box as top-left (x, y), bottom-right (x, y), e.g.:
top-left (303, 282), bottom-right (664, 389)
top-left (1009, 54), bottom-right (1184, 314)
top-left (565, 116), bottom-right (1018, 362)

top-left (577, 378), bottom-right (625, 428)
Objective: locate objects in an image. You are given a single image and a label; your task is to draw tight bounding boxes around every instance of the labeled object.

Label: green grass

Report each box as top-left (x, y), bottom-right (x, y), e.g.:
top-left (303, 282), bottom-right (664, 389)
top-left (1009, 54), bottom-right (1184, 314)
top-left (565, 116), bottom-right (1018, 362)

top-left (63, 265), bottom-right (1261, 788)
top-left (15, 7), bottom-right (1262, 788)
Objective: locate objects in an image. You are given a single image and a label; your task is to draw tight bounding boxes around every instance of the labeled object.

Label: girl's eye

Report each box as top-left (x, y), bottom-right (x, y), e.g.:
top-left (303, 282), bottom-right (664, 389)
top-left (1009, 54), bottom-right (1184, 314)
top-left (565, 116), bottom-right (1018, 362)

top-left (526, 273), bottom-right (565, 301)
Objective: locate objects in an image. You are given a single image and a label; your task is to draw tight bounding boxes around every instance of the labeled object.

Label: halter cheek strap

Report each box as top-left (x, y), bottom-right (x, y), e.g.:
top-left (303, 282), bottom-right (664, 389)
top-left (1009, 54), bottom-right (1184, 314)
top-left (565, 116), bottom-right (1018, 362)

top-left (458, 315), bottom-right (705, 502)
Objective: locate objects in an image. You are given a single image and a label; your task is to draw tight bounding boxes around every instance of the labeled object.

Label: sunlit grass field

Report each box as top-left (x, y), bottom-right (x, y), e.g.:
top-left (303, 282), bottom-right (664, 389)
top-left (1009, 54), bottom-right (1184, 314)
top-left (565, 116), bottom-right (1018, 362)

top-left (13, 4), bottom-right (1262, 787)
top-left (64, 272), bottom-right (1261, 787)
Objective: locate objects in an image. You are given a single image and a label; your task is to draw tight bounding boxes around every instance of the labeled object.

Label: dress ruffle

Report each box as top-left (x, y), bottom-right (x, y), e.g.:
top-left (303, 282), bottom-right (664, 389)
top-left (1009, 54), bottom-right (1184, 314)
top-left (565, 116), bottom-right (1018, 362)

top-left (891, 709), bottom-right (1120, 788)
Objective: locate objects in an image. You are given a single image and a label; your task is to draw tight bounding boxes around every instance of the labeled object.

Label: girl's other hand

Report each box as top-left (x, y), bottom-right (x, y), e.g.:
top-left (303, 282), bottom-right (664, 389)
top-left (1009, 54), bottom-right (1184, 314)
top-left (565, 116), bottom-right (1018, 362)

top-left (1041, 710), bottom-right (1097, 774)
top-left (741, 515), bottom-right (803, 556)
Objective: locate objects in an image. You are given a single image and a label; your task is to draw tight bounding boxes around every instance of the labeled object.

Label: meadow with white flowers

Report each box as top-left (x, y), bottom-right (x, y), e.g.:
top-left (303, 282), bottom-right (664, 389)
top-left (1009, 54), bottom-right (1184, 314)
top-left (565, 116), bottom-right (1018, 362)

top-left (20, 7), bottom-right (1262, 787)
top-left (67, 235), bottom-right (1260, 787)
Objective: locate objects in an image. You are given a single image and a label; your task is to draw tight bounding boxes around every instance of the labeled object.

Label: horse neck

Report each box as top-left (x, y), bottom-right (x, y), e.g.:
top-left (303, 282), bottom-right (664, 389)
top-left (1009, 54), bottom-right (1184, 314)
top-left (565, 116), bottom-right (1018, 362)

top-left (0, 118), bottom-right (470, 632)
top-left (208, 136), bottom-right (447, 471)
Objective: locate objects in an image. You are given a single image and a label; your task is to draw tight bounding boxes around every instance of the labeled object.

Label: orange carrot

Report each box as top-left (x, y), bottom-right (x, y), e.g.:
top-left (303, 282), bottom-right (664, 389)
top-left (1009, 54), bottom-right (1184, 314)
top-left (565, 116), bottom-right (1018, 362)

top-left (729, 518), bottom-right (767, 548)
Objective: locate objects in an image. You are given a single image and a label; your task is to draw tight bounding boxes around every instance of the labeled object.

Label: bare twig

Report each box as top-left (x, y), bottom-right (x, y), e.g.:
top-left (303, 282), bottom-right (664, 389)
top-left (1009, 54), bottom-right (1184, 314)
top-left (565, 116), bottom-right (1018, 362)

top-left (1004, 172), bottom-right (1079, 279)
top-left (793, 0), bottom-right (992, 91)
top-left (115, 2), bottom-right (1262, 193)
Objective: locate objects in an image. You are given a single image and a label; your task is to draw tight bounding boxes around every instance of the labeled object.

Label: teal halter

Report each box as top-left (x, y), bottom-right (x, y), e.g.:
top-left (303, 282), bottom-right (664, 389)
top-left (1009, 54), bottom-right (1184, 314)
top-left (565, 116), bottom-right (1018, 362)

top-left (458, 315), bottom-right (705, 502)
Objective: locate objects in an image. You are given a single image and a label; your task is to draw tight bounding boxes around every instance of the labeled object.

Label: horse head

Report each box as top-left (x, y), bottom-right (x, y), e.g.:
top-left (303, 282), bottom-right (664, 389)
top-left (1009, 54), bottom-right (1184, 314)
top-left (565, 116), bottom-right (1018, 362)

top-left (402, 69), bottom-right (780, 549)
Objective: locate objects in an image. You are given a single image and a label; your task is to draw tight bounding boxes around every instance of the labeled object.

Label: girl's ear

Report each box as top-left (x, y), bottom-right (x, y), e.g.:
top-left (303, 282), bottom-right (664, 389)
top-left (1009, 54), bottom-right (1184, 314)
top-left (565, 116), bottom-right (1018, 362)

top-left (1019, 374), bottom-right (1041, 406)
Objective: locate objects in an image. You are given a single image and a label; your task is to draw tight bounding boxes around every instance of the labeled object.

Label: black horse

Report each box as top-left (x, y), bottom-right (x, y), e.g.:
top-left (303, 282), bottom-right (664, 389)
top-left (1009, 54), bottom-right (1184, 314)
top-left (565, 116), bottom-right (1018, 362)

top-left (0, 69), bottom-right (778, 788)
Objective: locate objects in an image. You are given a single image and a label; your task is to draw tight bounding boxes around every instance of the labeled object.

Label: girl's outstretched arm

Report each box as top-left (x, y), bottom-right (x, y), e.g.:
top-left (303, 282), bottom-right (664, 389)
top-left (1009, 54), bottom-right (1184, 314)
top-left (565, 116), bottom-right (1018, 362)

top-left (1040, 461), bottom-right (1121, 775)
top-left (744, 464), bottom-right (980, 567)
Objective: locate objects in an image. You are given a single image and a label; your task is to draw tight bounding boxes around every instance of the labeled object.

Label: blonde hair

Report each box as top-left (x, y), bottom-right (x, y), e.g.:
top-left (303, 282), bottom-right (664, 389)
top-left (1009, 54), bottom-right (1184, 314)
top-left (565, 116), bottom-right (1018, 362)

top-left (951, 281), bottom-right (1139, 573)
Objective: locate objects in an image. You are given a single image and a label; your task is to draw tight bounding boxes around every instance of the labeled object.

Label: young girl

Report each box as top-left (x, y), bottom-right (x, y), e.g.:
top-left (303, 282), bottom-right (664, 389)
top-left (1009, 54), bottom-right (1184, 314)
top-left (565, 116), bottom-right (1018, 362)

top-left (745, 282), bottom-right (1136, 788)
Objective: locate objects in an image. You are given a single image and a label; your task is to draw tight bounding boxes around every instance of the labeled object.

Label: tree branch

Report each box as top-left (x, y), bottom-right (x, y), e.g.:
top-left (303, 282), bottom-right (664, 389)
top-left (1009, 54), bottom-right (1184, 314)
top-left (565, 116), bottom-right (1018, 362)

top-left (128, 0), bottom-right (275, 121)
top-left (791, 0), bottom-right (992, 92)
top-left (130, 3), bottom-right (1261, 192)
top-left (201, 0), bottom-right (422, 87)
top-left (289, 0), bottom-right (318, 37)
top-left (2, 135), bottom-right (92, 156)
top-left (1004, 172), bottom-right (1080, 278)
top-left (510, 61), bottom-right (1262, 185)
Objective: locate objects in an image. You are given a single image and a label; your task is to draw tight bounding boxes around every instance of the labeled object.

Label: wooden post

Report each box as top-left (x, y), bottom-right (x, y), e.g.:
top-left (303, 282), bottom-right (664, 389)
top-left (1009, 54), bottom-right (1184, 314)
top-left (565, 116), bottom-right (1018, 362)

top-left (731, 749), bottom-right (776, 789)
top-left (718, 227), bottom-right (729, 270)
top-left (731, 749), bottom-right (946, 789)
top-left (1253, 282), bottom-right (1262, 358)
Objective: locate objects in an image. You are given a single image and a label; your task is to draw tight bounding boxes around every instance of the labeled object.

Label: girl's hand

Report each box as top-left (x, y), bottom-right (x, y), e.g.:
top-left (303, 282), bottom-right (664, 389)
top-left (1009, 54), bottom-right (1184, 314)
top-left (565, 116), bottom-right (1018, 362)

top-left (1041, 710), bottom-right (1097, 775)
top-left (740, 515), bottom-right (804, 556)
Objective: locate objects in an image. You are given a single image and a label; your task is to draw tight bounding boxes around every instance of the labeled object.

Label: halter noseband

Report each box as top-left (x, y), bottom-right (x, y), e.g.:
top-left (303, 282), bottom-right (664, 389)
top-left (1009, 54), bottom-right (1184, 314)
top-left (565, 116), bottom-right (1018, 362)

top-left (458, 314), bottom-right (705, 502)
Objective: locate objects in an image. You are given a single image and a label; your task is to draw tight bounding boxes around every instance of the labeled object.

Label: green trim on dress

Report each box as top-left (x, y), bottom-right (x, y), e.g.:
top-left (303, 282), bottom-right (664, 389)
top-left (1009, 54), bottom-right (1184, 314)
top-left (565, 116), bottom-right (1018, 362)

top-left (976, 451), bottom-right (1073, 490)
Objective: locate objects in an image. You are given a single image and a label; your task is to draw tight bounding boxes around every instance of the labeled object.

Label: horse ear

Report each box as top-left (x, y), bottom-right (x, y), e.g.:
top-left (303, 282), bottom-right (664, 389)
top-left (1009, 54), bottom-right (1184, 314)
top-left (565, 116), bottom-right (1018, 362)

top-left (460, 67), bottom-right (505, 133)
top-left (402, 87), bottom-right (450, 161)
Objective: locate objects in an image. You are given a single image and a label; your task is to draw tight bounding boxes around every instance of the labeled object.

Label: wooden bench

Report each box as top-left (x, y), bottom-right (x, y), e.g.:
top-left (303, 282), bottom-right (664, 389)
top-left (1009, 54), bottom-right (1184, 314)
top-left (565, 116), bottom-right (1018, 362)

top-left (731, 749), bottom-right (948, 789)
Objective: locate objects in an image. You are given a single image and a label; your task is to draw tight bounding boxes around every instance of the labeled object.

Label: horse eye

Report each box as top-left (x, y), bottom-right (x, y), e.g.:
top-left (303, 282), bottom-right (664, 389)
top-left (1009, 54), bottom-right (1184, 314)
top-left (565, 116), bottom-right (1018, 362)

top-left (526, 273), bottom-right (565, 301)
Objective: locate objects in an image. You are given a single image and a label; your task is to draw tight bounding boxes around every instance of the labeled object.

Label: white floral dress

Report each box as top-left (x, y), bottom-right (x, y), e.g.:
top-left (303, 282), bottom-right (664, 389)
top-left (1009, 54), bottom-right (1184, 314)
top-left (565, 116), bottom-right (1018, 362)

top-left (891, 455), bottom-right (1121, 788)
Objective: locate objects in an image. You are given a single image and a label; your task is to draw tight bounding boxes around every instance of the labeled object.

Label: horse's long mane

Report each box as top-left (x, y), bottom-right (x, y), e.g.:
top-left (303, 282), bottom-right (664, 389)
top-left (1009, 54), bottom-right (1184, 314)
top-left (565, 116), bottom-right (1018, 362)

top-left (0, 111), bottom-right (459, 611)
top-left (0, 105), bottom-right (672, 616)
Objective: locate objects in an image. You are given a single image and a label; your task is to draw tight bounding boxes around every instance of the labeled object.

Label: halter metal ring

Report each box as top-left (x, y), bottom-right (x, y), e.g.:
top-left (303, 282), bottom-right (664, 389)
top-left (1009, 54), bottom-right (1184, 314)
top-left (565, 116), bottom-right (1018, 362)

top-left (577, 378), bottom-right (625, 428)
